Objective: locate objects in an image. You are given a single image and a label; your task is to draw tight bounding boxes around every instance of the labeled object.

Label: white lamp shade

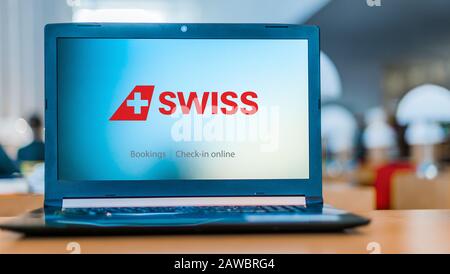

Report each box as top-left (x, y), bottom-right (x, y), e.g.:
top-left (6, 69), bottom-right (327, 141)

top-left (363, 122), bottom-right (396, 149)
top-left (322, 105), bottom-right (357, 153)
top-left (396, 84), bottom-right (450, 125)
top-left (405, 121), bottom-right (445, 145)
top-left (0, 117), bottom-right (33, 148)
top-left (363, 107), bottom-right (396, 149)
top-left (320, 52), bottom-right (342, 102)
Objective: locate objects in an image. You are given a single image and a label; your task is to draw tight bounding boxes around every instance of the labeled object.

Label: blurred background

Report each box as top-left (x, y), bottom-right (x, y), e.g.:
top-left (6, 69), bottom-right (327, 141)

top-left (0, 0), bottom-right (449, 213)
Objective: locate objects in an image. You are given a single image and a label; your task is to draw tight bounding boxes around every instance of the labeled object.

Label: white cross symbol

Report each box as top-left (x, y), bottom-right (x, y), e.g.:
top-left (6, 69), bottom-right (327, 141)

top-left (127, 92), bottom-right (148, 114)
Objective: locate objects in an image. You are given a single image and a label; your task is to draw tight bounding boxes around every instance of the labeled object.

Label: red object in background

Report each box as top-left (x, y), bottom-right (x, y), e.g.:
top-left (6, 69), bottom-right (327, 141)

top-left (374, 162), bottom-right (414, 210)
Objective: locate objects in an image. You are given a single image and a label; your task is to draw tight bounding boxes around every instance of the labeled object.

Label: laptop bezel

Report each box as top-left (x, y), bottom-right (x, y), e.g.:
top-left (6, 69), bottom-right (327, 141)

top-left (44, 23), bottom-right (322, 207)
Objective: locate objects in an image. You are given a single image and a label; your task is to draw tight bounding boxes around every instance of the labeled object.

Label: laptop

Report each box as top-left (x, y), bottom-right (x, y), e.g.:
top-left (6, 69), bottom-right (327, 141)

top-left (0, 23), bottom-right (369, 235)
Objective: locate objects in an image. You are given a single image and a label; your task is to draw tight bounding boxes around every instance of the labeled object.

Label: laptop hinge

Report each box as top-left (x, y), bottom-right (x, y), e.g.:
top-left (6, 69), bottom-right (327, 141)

top-left (62, 196), bottom-right (306, 209)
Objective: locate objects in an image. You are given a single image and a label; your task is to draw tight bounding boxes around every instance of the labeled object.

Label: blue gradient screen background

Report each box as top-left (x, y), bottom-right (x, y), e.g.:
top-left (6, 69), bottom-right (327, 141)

top-left (57, 39), bottom-right (309, 181)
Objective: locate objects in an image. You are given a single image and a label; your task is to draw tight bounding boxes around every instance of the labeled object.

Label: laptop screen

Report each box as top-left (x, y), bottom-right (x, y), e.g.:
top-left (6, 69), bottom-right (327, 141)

top-left (57, 38), bottom-right (309, 181)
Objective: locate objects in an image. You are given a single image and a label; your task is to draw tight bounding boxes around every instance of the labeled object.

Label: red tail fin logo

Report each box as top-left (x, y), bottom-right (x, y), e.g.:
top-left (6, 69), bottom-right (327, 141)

top-left (110, 85), bottom-right (154, 121)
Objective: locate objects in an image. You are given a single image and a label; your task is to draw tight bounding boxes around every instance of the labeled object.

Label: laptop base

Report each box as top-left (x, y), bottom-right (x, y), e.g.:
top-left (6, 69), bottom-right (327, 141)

top-left (0, 205), bottom-right (369, 236)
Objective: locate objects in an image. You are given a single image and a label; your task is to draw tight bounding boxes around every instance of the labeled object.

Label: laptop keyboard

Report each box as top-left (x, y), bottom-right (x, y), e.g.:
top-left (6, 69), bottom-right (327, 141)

top-left (61, 205), bottom-right (307, 216)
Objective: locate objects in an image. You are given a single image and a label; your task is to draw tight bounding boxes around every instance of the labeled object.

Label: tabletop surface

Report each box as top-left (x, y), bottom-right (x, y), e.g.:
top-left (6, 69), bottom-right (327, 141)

top-left (0, 209), bottom-right (449, 254)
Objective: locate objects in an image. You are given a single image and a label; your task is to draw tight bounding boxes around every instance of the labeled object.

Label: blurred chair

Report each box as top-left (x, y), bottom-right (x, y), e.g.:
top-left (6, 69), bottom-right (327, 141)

top-left (323, 184), bottom-right (375, 212)
top-left (374, 162), bottom-right (414, 210)
top-left (391, 169), bottom-right (450, 209)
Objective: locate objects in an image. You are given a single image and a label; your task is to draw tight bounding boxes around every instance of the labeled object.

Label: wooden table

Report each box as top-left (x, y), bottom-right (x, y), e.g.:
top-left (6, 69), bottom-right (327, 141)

top-left (0, 194), bottom-right (43, 217)
top-left (0, 210), bottom-right (448, 254)
top-left (0, 194), bottom-right (448, 254)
